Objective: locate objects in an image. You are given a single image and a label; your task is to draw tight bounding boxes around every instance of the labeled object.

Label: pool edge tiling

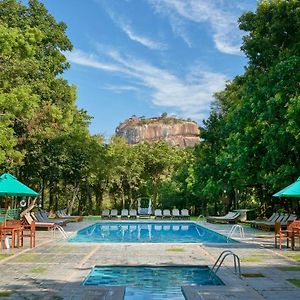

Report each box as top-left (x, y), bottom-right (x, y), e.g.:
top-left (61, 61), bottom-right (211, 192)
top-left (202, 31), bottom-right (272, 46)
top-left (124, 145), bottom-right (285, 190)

top-left (68, 221), bottom-right (238, 244)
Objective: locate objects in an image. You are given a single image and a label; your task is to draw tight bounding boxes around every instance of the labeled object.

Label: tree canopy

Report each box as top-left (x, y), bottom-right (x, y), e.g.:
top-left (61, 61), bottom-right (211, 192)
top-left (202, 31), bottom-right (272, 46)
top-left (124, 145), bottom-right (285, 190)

top-left (1, 0), bottom-right (300, 216)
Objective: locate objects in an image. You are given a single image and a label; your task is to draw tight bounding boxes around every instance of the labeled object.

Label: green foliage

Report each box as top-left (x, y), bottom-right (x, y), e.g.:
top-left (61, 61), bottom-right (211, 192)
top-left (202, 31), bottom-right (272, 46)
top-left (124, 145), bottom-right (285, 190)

top-left (1, 0), bottom-right (299, 216)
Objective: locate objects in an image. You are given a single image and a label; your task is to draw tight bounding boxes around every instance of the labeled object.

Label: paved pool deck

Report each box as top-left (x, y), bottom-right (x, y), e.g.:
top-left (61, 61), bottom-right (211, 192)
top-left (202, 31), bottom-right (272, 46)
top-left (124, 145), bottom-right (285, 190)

top-left (0, 220), bottom-right (299, 299)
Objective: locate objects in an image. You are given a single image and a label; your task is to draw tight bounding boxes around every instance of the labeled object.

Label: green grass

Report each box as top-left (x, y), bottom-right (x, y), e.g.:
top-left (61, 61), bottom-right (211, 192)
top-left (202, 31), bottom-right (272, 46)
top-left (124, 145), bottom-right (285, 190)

top-left (281, 253), bottom-right (300, 263)
top-left (241, 257), bottom-right (263, 263)
top-left (0, 291), bottom-right (11, 297)
top-left (240, 254), bottom-right (268, 263)
top-left (287, 279), bottom-right (300, 288)
top-left (14, 253), bottom-right (49, 263)
top-left (0, 254), bottom-right (12, 261)
top-left (278, 266), bottom-right (300, 272)
top-left (242, 273), bottom-right (265, 278)
top-left (56, 246), bottom-right (76, 253)
top-left (29, 267), bottom-right (47, 273)
top-left (165, 247), bottom-right (185, 252)
top-left (84, 215), bottom-right (101, 221)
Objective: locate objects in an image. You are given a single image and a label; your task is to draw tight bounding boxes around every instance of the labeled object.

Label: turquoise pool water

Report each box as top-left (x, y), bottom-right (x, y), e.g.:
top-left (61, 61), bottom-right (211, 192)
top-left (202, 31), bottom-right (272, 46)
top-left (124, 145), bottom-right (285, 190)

top-left (84, 266), bottom-right (224, 300)
top-left (68, 222), bottom-right (236, 243)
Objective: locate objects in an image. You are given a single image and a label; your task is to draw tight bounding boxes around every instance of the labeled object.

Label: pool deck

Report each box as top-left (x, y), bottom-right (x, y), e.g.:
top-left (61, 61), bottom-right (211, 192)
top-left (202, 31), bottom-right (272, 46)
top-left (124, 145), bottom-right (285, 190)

top-left (0, 220), bottom-right (299, 299)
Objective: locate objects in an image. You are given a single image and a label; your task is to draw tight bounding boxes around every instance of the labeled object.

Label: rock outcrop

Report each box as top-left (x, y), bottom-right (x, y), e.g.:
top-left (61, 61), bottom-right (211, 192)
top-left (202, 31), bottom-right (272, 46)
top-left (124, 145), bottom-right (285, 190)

top-left (115, 115), bottom-right (200, 147)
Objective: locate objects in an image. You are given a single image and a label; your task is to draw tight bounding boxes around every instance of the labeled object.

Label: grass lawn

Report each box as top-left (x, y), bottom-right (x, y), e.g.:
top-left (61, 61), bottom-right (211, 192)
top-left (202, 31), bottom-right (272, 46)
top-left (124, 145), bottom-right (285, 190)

top-left (165, 247), bottom-right (185, 252)
top-left (240, 254), bottom-right (269, 263)
top-left (242, 273), bottom-right (265, 278)
top-left (14, 253), bottom-right (49, 263)
top-left (287, 279), bottom-right (300, 288)
top-left (278, 266), bottom-right (300, 272)
top-left (0, 254), bottom-right (12, 261)
top-left (29, 267), bottom-right (47, 273)
top-left (0, 291), bottom-right (11, 297)
top-left (281, 253), bottom-right (300, 263)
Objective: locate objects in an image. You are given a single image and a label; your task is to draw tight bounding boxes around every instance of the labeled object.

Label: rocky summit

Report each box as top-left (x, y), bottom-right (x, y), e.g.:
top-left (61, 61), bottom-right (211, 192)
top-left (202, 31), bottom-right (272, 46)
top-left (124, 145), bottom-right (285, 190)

top-left (115, 115), bottom-right (200, 147)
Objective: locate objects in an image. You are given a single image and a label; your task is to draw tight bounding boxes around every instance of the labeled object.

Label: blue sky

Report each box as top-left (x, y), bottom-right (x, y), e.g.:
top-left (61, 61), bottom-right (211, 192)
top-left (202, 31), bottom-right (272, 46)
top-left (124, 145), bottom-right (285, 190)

top-left (36, 0), bottom-right (257, 137)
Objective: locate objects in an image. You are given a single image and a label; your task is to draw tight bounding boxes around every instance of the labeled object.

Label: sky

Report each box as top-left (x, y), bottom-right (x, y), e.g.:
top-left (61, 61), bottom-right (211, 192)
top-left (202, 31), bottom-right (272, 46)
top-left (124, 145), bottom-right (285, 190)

top-left (35, 0), bottom-right (257, 137)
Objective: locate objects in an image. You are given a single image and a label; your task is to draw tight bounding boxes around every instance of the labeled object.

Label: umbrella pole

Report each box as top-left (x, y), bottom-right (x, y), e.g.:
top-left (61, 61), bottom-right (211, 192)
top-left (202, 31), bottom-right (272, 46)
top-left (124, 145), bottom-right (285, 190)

top-left (4, 194), bottom-right (8, 226)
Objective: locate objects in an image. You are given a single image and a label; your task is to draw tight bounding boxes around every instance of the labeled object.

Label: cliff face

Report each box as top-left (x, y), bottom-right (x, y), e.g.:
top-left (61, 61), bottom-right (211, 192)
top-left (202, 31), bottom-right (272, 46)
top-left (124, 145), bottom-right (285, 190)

top-left (116, 116), bottom-right (200, 147)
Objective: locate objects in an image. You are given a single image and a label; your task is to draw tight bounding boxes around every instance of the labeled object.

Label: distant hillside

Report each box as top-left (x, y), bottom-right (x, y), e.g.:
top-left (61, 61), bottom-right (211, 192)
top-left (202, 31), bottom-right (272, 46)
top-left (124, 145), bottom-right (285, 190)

top-left (115, 114), bottom-right (200, 147)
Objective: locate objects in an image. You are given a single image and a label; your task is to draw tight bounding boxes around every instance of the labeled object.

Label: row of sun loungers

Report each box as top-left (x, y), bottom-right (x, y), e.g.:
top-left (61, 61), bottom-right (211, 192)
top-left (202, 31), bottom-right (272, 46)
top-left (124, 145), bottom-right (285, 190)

top-left (249, 213), bottom-right (298, 231)
top-left (22, 210), bottom-right (83, 230)
top-left (206, 211), bottom-right (241, 224)
top-left (154, 209), bottom-right (190, 219)
top-left (101, 209), bottom-right (190, 219)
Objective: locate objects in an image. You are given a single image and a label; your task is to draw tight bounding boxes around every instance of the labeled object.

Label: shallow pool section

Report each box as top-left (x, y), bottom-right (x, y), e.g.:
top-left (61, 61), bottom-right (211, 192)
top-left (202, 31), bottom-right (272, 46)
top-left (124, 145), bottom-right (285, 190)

top-left (84, 266), bottom-right (224, 300)
top-left (68, 222), bottom-right (236, 243)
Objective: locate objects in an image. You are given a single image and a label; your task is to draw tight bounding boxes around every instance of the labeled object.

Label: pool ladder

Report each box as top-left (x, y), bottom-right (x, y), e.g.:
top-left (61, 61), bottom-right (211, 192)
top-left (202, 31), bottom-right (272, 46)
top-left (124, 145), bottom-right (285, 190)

top-left (209, 250), bottom-right (241, 279)
top-left (52, 225), bottom-right (68, 239)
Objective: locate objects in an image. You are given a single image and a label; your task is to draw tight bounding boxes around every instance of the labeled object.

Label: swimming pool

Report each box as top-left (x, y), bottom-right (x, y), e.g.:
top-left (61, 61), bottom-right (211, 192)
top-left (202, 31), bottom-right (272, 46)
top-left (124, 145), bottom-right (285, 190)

top-left (68, 222), bottom-right (236, 243)
top-left (84, 266), bottom-right (224, 300)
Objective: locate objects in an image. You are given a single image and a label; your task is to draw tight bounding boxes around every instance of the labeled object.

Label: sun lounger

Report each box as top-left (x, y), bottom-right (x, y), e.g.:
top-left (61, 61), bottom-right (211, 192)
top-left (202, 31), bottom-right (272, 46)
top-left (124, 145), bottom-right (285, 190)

top-left (163, 209), bottom-right (171, 219)
top-left (181, 209), bottom-right (190, 220)
top-left (249, 213), bottom-right (279, 228)
top-left (282, 214), bottom-right (298, 227)
top-left (101, 209), bottom-right (110, 219)
top-left (39, 211), bottom-right (68, 225)
top-left (110, 209), bottom-right (118, 219)
top-left (33, 211), bottom-right (66, 226)
top-left (22, 213), bottom-right (55, 230)
top-left (121, 209), bottom-right (129, 219)
top-left (259, 213), bottom-right (293, 231)
top-left (172, 209), bottom-right (180, 219)
top-left (154, 209), bottom-right (163, 219)
top-left (207, 212), bottom-right (235, 222)
top-left (129, 209), bottom-right (137, 219)
top-left (56, 210), bottom-right (83, 222)
top-left (207, 211), bottom-right (240, 224)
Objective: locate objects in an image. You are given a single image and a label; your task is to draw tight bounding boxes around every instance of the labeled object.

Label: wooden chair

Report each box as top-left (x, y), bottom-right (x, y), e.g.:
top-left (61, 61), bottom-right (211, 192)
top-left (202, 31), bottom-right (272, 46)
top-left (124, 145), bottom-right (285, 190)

top-left (275, 220), bottom-right (300, 250)
top-left (21, 220), bottom-right (36, 248)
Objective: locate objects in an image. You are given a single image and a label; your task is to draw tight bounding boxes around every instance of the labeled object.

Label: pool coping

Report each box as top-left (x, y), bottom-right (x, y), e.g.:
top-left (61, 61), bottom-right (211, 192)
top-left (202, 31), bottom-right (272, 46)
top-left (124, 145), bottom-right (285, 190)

top-left (71, 263), bottom-right (262, 300)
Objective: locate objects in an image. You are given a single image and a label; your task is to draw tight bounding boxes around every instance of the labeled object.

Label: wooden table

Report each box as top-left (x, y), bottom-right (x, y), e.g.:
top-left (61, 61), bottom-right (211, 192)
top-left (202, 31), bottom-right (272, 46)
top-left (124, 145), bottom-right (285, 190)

top-left (292, 227), bottom-right (300, 250)
top-left (0, 222), bottom-right (21, 249)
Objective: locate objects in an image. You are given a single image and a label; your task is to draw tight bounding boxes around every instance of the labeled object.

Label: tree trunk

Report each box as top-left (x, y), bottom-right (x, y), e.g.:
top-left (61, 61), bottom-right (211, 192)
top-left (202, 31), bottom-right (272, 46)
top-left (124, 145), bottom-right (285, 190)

top-left (95, 187), bottom-right (103, 215)
top-left (67, 182), bottom-right (80, 215)
top-left (48, 183), bottom-right (53, 211)
top-left (41, 178), bottom-right (45, 209)
top-left (152, 177), bottom-right (158, 208)
top-left (20, 197), bottom-right (38, 217)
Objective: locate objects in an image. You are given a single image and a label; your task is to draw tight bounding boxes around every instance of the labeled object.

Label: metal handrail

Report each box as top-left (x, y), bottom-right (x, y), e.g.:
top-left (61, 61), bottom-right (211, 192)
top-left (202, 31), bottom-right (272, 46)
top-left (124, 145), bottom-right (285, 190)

top-left (52, 225), bottom-right (68, 239)
top-left (210, 250), bottom-right (241, 279)
top-left (227, 224), bottom-right (245, 240)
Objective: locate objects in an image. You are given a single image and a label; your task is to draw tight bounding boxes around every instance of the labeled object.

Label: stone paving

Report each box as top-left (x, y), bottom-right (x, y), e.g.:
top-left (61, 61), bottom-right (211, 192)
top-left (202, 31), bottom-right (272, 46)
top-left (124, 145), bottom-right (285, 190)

top-left (0, 220), bottom-right (299, 299)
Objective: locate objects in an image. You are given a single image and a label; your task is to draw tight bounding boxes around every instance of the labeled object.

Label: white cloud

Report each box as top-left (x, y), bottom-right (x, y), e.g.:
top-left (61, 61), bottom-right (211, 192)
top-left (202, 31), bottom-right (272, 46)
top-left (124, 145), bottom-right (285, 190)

top-left (101, 84), bottom-right (140, 93)
top-left (103, 5), bottom-right (165, 50)
top-left (121, 23), bottom-right (165, 50)
top-left (149, 0), bottom-right (245, 55)
top-left (68, 48), bottom-right (227, 121)
top-left (65, 49), bottom-right (122, 72)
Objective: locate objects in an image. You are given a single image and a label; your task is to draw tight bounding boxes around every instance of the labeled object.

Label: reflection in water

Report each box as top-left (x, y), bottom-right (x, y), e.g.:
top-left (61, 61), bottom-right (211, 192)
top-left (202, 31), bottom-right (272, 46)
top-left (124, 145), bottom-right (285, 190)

top-left (69, 222), bottom-right (236, 244)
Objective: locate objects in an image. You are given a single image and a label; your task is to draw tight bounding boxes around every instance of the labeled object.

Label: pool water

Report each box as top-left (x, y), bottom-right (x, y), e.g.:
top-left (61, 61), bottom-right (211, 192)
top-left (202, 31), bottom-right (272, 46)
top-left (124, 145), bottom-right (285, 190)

top-left (68, 222), bottom-right (236, 243)
top-left (84, 266), bottom-right (224, 300)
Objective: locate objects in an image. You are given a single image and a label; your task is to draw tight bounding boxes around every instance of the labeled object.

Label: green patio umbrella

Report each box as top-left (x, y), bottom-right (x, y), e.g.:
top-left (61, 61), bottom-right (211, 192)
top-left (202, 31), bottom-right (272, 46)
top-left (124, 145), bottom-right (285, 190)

top-left (0, 173), bottom-right (38, 197)
top-left (273, 177), bottom-right (300, 197)
top-left (0, 173), bottom-right (38, 225)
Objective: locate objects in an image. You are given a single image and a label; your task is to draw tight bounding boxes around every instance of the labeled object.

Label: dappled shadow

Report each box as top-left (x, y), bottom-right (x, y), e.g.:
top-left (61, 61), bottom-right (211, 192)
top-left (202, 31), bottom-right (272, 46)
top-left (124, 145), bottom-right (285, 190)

top-left (0, 275), bottom-right (125, 300)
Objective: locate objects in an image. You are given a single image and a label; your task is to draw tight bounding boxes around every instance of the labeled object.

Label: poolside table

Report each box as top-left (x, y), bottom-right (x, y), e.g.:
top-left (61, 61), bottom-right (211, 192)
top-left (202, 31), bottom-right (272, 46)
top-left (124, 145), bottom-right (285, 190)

top-left (0, 221), bottom-right (21, 249)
